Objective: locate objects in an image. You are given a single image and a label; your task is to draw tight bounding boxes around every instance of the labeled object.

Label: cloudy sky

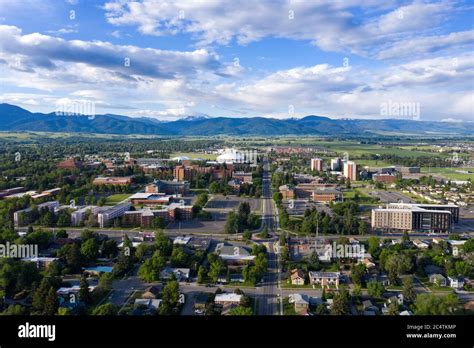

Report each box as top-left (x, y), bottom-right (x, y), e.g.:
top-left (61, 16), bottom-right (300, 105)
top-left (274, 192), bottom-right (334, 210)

top-left (0, 0), bottom-right (473, 121)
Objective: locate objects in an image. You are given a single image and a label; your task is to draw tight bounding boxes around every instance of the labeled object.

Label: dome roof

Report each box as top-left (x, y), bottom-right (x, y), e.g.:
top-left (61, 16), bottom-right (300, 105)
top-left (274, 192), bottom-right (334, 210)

top-left (216, 149), bottom-right (244, 163)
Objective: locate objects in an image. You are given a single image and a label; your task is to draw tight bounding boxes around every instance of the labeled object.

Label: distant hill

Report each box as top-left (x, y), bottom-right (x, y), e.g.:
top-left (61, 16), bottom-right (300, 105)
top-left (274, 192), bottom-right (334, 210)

top-left (0, 103), bottom-right (472, 136)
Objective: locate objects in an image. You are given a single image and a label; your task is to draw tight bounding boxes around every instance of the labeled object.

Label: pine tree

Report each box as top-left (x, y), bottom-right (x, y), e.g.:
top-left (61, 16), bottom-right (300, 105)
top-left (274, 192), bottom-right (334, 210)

top-left (32, 278), bottom-right (50, 313)
top-left (44, 287), bottom-right (59, 315)
top-left (79, 274), bottom-right (92, 304)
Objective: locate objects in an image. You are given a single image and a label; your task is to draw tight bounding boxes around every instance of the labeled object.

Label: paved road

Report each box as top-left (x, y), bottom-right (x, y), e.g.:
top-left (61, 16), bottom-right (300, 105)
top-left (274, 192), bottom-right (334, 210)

top-left (258, 157), bottom-right (281, 315)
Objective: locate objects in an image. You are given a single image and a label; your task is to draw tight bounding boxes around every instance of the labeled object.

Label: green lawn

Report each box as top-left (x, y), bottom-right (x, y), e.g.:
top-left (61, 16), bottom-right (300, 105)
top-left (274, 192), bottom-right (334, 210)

top-left (105, 194), bottom-right (132, 205)
top-left (421, 167), bottom-right (474, 181)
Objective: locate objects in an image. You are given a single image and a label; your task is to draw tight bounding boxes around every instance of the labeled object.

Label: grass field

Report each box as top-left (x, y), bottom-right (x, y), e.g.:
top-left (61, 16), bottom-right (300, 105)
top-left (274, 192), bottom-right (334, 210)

top-left (316, 141), bottom-right (441, 158)
top-left (105, 194), bottom-right (132, 205)
top-left (421, 167), bottom-right (474, 181)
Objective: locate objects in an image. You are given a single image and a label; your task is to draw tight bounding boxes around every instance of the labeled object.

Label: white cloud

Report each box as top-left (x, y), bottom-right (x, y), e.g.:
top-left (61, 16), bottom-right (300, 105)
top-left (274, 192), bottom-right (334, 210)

top-left (0, 25), bottom-right (223, 80)
top-left (102, 0), bottom-right (461, 58)
top-left (377, 30), bottom-right (474, 60)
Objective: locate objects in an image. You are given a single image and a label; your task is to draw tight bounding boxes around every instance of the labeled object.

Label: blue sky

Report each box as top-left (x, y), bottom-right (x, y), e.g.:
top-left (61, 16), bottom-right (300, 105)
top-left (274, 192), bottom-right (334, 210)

top-left (0, 0), bottom-right (472, 121)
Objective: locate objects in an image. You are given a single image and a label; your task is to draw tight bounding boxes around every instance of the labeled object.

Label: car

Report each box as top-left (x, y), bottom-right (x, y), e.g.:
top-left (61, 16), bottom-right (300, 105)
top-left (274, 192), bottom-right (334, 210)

top-left (194, 309), bottom-right (204, 315)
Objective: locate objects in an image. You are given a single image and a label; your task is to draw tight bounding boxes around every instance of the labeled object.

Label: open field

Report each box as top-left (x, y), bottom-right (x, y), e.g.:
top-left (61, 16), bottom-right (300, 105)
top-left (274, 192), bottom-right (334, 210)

top-left (315, 141), bottom-right (443, 158)
top-left (105, 194), bottom-right (132, 205)
top-left (421, 167), bottom-right (474, 181)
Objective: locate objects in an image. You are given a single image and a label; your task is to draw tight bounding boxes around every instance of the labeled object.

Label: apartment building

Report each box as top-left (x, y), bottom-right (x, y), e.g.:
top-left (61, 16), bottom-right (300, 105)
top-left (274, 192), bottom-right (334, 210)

top-left (14, 201), bottom-right (60, 226)
top-left (71, 206), bottom-right (105, 226)
top-left (310, 158), bottom-right (323, 172)
top-left (371, 203), bottom-right (458, 233)
top-left (343, 161), bottom-right (358, 181)
top-left (97, 203), bottom-right (132, 228)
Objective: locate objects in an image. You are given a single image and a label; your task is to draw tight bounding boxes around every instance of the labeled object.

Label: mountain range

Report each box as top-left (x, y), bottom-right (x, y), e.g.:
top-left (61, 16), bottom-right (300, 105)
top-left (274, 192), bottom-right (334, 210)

top-left (0, 103), bottom-right (472, 136)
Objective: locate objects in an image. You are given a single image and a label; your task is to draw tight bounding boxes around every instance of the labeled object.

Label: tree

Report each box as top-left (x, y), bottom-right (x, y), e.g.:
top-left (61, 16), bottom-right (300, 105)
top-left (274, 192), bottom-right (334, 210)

top-left (259, 225), bottom-right (269, 238)
top-left (57, 307), bottom-right (71, 315)
top-left (307, 251), bottom-right (320, 271)
top-left (58, 243), bottom-right (82, 272)
top-left (243, 230), bottom-right (252, 240)
top-left (160, 280), bottom-right (181, 315)
top-left (171, 246), bottom-right (188, 267)
top-left (367, 237), bottom-right (381, 258)
top-left (224, 212), bottom-right (240, 234)
top-left (387, 302), bottom-right (399, 315)
top-left (2, 304), bottom-right (28, 315)
top-left (331, 292), bottom-right (349, 315)
top-left (272, 192), bottom-right (283, 205)
top-left (81, 238), bottom-right (99, 261)
top-left (79, 274), bottom-right (92, 304)
top-left (350, 263), bottom-right (366, 286)
top-left (402, 276), bottom-right (416, 302)
top-left (92, 303), bottom-right (118, 315)
top-left (152, 216), bottom-right (166, 229)
top-left (414, 294), bottom-right (459, 315)
top-left (32, 278), bottom-right (50, 313)
top-left (228, 306), bottom-right (253, 315)
top-left (138, 251), bottom-right (165, 282)
top-left (367, 281), bottom-right (385, 298)
top-left (352, 284), bottom-right (362, 297)
top-left (462, 239), bottom-right (474, 253)
top-left (208, 256), bottom-right (226, 283)
top-left (154, 231), bottom-right (172, 256)
top-left (44, 287), bottom-right (59, 315)
top-left (197, 266), bottom-right (206, 284)
top-left (385, 253), bottom-right (412, 284)
top-left (98, 273), bottom-right (114, 291)
top-left (101, 239), bottom-right (118, 259)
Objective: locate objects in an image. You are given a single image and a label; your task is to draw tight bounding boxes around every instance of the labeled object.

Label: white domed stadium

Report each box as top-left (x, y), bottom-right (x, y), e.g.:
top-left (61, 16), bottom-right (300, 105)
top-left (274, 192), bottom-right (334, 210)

top-left (216, 148), bottom-right (245, 163)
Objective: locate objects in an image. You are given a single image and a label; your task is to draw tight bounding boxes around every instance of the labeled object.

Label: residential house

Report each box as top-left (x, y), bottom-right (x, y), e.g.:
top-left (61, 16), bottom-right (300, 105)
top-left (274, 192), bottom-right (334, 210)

top-left (413, 239), bottom-right (429, 249)
top-left (142, 286), bottom-right (161, 299)
top-left (308, 271), bottom-right (340, 288)
top-left (214, 293), bottom-right (242, 306)
top-left (448, 277), bottom-right (465, 289)
top-left (290, 269), bottom-right (305, 285)
top-left (289, 293), bottom-right (310, 314)
top-left (160, 267), bottom-right (190, 282)
top-left (134, 299), bottom-right (161, 310)
top-left (429, 273), bottom-right (447, 287)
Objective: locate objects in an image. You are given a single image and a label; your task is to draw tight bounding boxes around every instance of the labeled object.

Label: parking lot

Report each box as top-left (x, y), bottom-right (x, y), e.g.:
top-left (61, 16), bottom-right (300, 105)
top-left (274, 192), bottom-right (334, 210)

top-left (166, 211), bottom-right (227, 234)
top-left (368, 190), bottom-right (416, 204)
top-left (281, 199), bottom-right (333, 216)
top-left (205, 194), bottom-right (261, 212)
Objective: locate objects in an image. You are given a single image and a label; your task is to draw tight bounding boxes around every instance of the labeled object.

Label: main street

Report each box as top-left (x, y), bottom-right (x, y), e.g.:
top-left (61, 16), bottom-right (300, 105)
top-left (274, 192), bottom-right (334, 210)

top-left (258, 156), bottom-right (282, 315)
